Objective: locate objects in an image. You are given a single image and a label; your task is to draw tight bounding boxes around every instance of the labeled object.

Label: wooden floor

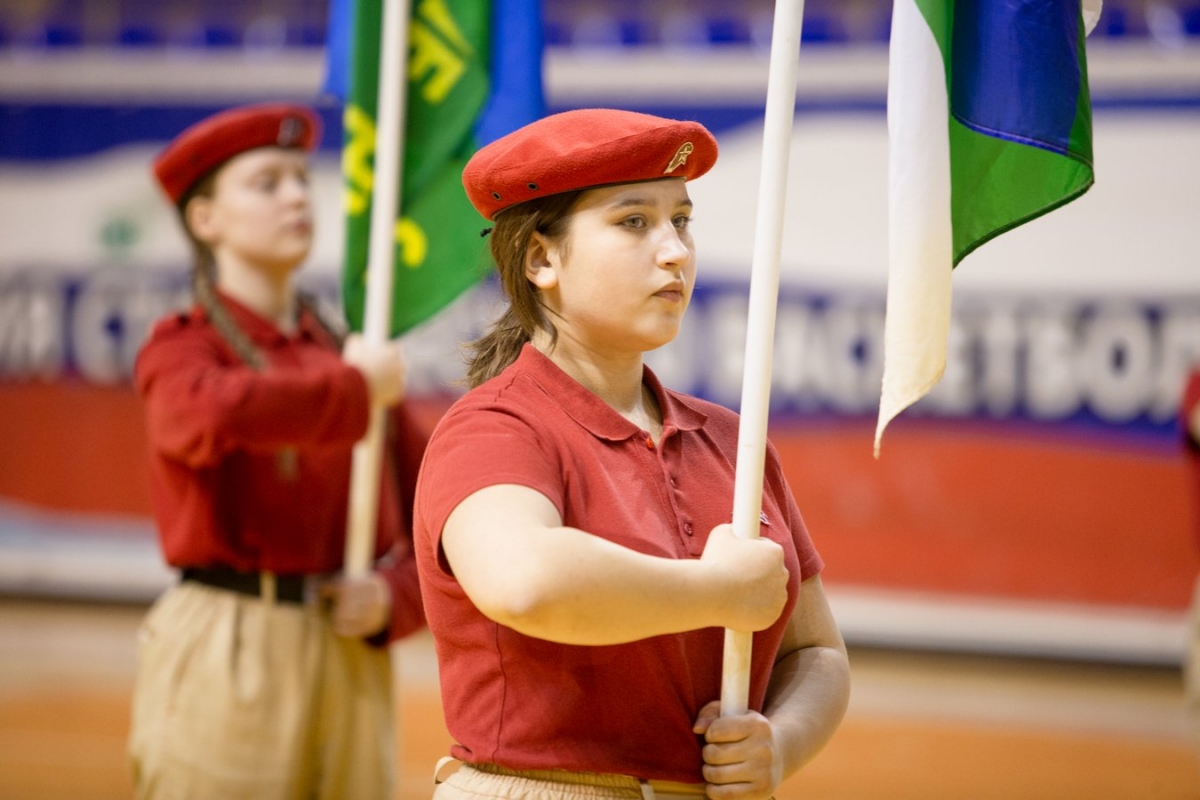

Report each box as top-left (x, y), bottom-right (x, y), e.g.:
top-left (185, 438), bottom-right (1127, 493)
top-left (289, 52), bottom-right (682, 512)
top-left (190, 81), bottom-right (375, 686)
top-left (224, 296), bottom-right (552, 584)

top-left (0, 598), bottom-right (1197, 800)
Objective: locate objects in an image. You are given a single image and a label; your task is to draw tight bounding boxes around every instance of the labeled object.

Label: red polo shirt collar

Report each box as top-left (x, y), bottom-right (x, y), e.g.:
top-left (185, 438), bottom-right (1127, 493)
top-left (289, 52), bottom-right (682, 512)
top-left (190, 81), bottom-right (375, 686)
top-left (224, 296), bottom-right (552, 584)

top-left (515, 343), bottom-right (707, 442)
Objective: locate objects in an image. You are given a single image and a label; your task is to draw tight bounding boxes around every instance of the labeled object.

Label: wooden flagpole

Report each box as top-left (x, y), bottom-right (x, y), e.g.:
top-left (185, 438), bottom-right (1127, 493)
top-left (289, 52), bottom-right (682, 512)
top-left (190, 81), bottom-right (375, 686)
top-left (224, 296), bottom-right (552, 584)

top-left (344, 0), bottom-right (411, 577)
top-left (720, 0), bottom-right (806, 716)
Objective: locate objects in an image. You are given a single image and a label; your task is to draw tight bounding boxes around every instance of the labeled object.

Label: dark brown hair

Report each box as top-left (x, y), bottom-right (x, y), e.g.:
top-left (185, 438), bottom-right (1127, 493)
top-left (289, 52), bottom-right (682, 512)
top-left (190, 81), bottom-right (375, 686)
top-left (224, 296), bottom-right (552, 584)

top-left (463, 190), bottom-right (583, 387)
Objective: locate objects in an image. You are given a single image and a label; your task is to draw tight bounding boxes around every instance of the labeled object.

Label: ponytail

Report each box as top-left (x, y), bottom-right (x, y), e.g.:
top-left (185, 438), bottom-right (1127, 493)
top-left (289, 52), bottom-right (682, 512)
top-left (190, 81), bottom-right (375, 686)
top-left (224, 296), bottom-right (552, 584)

top-left (191, 259), bottom-right (266, 369)
top-left (463, 190), bottom-right (582, 387)
top-left (464, 307), bottom-right (532, 388)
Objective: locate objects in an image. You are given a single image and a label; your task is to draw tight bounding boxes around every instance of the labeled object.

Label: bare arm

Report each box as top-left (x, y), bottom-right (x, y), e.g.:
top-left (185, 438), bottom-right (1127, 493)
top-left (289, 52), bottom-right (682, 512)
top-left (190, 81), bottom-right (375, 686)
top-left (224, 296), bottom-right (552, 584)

top-left (440, 484), bottom-right (789, 645)
top-left (694, 575), bottom-right (850, 800)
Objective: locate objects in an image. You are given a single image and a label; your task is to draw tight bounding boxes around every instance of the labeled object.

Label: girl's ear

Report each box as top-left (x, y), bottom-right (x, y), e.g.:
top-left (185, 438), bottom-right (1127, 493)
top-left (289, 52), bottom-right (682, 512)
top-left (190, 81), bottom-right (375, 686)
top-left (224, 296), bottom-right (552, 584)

top-left (185, 195), bottom-right (217, 246)
top-left (525, 231), bottom-right (559, 290)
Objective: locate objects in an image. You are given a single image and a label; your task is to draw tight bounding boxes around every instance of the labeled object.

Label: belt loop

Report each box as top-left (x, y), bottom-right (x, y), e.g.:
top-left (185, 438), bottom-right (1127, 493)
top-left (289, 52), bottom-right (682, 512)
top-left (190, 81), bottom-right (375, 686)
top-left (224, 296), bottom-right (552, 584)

top-left (261, 571), bottom-right (277, 604)
top-left (639, 780), bottom-right (656, 800)
top-left (433, 756), bottom-right (462, 785)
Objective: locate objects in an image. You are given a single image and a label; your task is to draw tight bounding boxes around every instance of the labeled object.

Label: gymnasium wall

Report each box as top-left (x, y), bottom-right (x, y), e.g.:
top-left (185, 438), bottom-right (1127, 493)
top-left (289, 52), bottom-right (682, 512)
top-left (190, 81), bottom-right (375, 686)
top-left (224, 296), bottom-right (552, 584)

top-left (1, 0), bottom-right (1198, 663)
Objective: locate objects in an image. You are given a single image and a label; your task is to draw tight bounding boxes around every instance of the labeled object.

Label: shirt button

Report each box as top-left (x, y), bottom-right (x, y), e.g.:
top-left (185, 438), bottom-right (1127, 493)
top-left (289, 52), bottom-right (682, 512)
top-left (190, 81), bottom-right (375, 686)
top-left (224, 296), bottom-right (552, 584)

top-left (645, 437), bottom-right (655, 450)
top-left (684, 522), bottom-right (694, 536)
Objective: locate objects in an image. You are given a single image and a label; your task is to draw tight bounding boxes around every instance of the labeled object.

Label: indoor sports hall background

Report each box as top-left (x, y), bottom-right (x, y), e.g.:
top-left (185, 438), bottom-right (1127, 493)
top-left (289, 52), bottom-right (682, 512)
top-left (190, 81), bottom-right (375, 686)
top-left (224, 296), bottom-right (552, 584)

top-left (1, 0), bottom-right (1199, 797)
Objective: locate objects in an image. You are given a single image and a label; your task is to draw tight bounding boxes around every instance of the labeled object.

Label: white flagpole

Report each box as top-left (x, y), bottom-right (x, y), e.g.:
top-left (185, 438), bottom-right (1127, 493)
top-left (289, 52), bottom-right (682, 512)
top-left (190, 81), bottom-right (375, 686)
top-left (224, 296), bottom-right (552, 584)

top-left (345, 0), bottom-right (411, 577)
top-left (720, 0), bottom-right (806, 716)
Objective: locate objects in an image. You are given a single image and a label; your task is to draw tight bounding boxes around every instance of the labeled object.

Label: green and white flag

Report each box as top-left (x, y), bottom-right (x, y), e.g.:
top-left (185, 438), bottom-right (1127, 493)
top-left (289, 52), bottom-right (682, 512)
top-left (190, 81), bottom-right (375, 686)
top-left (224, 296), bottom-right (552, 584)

top-left (876, 0), bottom-right (1099, 453)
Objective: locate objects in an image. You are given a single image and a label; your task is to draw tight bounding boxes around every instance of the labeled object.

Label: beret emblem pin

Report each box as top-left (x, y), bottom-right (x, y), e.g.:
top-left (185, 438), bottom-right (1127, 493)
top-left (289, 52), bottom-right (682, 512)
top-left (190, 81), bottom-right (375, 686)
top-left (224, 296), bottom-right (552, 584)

top-left (664, 142), bottom-right (694, 174)
top-left (277, 117), bottom-right (302, 147)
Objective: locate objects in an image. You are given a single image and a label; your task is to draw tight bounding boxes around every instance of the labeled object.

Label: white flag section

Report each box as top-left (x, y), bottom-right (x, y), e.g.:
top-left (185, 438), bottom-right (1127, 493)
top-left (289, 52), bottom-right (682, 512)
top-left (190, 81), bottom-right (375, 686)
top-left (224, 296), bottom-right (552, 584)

top-left (874, 0), bottom-right (953, 458)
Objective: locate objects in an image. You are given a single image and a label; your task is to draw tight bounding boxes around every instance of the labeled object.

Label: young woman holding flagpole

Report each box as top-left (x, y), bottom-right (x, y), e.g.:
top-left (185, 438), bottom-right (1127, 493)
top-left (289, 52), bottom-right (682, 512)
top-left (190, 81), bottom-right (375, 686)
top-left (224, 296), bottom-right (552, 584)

top-left (413, 104), bottom-right (849, 800)
top-left (128, 103), bottom-right (427, 799)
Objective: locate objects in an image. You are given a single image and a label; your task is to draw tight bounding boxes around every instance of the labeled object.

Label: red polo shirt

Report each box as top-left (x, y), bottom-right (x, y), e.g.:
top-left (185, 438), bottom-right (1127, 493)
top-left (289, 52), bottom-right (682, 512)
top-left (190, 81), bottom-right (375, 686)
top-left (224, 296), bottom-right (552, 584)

top-left (415, 344), bottom-right (823, 782)
top-left (135, 294), bottom-right (426, 640)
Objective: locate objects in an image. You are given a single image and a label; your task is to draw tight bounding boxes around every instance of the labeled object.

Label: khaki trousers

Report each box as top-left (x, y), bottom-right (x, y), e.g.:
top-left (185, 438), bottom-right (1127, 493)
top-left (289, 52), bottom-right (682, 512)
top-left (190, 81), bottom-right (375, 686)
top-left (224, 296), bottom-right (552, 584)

top-left (128, 581), bottom-right (395, 800)
top-left (433, 760), bottom-right (708, 800)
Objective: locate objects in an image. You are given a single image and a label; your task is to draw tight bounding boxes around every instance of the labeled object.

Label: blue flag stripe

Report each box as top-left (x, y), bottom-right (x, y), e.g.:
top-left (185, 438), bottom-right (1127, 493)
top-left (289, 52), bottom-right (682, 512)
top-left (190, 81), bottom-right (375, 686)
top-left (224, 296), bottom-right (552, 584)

top-left (476, 0), bottom-right (546, 146)
top-left (322, 0), bottom-right (352, 100)
top-left (950, 0), bottom-right (1083, 158)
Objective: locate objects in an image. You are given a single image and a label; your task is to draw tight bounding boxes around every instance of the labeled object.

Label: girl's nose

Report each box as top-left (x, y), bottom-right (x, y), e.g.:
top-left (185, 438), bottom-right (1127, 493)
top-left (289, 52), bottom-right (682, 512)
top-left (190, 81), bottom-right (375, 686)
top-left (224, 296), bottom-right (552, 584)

top-left (657, 225), bottom-right (691, 268)
top-left (282, 174), bottom-right (310, 205)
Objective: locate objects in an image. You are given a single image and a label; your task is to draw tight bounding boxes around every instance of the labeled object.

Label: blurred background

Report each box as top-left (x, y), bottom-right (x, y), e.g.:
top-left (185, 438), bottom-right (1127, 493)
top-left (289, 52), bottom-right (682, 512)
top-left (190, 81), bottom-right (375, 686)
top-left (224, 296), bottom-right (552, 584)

top-left (1, 0), bottom-right (1199, 797)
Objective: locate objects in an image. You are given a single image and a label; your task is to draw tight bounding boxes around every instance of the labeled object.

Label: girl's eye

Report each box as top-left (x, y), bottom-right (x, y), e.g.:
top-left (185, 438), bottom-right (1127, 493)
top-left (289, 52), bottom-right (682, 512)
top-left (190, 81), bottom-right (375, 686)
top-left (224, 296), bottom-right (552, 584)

top-left (621, 216), bottom-right (646, 229)
top-left (673, 215), bottom-right (692, 230)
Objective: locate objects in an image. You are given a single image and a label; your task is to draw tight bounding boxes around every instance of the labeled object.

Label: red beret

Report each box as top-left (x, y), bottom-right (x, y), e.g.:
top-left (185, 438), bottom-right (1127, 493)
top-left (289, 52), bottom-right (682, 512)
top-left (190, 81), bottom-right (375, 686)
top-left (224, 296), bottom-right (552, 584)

top-left (463, 108), bottom-right (718, 221)
top-left (152, 103), bottom-right (321, 204)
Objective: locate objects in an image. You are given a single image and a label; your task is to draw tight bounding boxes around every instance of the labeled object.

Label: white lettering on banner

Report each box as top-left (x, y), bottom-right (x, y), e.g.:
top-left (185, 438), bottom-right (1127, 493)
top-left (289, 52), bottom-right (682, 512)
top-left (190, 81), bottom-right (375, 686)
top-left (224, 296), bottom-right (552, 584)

top-left (0, 272), bottom-right (188, 383)
top-left (1024, 307), bottom-right (1081, 420)
top-left (686, 298), bottom-right (887, 415)
top-left (73, 280), bottom-right (126, 384)
top-left (2, 270), bottom-right (1199, 433)
top-left (0, 278), bottom-right (63, 379)
top-left (661, 290), bottom-right (1199, 429)
top-left (1155, 309), bottom-right (1200, 420)
top-left (978, 306), bottom-right (1021, 417)
top-left (702, 292), bottom-right (749, 408)
top-left (1080, 304), bottom-right (1156, 422)
top-left (71, 275), bottom-right (188, 384)
top-left (824, 304), bottom-right (884, 414)
top-left (770, 304), bottom-right (813, 404)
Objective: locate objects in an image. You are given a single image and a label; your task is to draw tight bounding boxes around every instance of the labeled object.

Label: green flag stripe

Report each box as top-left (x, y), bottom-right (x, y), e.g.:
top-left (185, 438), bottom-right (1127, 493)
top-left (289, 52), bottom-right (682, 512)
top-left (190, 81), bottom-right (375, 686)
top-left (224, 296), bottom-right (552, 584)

top-left (949, 121), bottom-right (1094, 264)
top-left (342, 0), bottom-right (493, 336)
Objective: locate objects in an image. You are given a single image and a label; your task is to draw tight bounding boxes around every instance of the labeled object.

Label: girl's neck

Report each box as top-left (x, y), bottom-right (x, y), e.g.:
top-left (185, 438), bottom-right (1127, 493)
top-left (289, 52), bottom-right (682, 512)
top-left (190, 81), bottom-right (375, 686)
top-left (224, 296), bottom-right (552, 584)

top-left (534, 332), bottom-right (663, 441)
top-left (215, 257), bottom-right (298, 331)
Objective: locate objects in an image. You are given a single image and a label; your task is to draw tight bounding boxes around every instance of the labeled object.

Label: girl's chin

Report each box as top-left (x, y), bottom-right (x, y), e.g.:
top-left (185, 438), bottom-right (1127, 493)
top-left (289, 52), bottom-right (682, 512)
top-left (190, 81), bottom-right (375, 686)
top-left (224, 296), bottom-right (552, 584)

top-left (633, 330), bottom-right (682, 353)
top-left (277, 242), bottom-right (313, 263)
top-left (260, 254), bottom-right (309, 275)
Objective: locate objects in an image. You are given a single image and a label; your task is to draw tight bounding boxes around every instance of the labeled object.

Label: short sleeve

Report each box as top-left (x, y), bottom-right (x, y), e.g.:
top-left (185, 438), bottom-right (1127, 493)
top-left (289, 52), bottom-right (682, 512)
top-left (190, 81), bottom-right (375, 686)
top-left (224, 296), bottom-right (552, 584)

top-left (764, 439), bottom-right (824, 581)
top-left (416, 403), bottom-right (565, 572)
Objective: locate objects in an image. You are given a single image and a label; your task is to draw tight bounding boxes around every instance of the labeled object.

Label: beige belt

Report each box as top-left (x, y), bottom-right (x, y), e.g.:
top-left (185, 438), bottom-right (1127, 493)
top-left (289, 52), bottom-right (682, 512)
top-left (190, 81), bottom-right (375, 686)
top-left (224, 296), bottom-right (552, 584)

top-left (434, 757), bottom-right (707, 800)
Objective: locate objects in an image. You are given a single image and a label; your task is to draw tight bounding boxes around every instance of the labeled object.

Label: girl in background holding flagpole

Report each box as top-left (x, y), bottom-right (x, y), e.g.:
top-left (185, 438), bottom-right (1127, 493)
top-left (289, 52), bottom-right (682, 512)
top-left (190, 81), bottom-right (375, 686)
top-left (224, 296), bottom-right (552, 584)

top-left (415, 108), bottom-right (849, 800)
top-left (128, 103), bottom-right (426, 800)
